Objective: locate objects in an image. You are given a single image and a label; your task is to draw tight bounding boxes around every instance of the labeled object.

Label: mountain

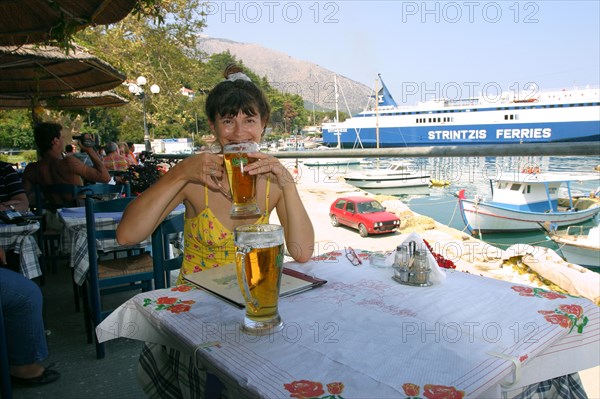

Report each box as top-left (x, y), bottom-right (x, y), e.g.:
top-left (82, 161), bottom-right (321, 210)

top-left (196, 36), bottom-right (372, 114)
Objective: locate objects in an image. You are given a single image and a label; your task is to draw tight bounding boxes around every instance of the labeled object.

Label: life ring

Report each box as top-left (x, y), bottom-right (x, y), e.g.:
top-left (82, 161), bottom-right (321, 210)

top-left (522, 166), bottom-right (541, 174)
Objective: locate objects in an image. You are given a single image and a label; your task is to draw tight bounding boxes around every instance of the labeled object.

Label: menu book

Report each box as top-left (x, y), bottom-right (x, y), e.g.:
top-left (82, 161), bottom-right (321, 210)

top-left (183, 263), bottom-right (326, 308)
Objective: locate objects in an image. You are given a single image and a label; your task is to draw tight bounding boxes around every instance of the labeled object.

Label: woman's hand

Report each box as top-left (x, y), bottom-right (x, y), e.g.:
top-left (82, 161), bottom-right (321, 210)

top-left (245, 153), bottom-right (295, 188)
top-left (176, 152), bottom-right (227, 192)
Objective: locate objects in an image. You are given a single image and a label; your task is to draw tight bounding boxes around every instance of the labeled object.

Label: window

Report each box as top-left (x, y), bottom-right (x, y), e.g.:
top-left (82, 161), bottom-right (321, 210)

top-left (335, 200), bottom-right (346, 210)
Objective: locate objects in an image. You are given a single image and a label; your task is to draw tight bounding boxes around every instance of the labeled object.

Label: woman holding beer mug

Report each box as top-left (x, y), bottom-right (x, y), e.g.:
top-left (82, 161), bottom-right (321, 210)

top-left (117, 64), bottom-right (314, 285)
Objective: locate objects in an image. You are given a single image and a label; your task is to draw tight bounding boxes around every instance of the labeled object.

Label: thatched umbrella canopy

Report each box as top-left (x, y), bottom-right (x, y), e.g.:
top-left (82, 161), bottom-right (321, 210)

top-left (0, 44), bottom-right (126, 98)
top-left (0, 0), bottom-right (138, 46)
top-left (0, 91), bottom-right (128, 110)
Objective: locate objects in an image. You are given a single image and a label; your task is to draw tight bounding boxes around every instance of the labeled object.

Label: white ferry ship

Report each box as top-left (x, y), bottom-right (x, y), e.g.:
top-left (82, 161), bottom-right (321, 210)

top-left (322, 75), bottom-right (600, 148)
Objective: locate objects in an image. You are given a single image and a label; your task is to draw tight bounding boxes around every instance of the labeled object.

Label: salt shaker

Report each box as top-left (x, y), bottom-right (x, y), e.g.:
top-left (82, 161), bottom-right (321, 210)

top-left (411, 249), bottom-right (431, 286)
top-left (393, 242), bottom-right (414, 283)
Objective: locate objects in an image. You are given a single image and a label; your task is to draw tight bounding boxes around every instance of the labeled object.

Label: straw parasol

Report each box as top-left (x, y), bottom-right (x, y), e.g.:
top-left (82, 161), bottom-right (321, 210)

top-left (0, 44), bottom-right (126, 98)
top-left (0, 0), bottom-right (138, 46)
top-left (0, 91), bottom-right (129, 110)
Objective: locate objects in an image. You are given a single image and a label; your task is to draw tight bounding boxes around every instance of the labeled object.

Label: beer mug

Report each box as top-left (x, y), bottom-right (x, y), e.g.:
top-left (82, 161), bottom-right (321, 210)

top-left (223, 142), bottom-right (261, 217)
top-left (234, 224), bottom-right (285, 334)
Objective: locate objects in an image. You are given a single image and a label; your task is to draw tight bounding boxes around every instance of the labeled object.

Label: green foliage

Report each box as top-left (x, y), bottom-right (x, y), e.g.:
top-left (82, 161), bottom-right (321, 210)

top-left (21, 150), bottom-right (38, 163)
top-left (0, 110), bottom-right (35, 149)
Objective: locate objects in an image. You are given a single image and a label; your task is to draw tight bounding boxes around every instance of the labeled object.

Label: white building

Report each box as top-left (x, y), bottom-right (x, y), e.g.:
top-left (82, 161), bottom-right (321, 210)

top-left (151, 138), bottom-right (193, 154)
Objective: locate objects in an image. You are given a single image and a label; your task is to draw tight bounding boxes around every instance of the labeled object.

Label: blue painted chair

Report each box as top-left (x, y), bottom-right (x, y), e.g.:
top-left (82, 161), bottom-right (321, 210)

top-left (83, 196), bottom-right (154, 359)
top-left (151, 213), bottom-right (184, 289)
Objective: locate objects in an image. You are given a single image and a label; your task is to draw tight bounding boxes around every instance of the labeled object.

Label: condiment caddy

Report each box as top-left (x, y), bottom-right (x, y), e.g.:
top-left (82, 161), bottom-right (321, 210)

top-left (392, 240), bottom-right (432, 287)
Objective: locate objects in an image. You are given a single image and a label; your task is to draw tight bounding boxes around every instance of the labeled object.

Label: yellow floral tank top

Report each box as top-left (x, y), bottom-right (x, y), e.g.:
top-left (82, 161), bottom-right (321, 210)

top-left (176, 180), bottom-right (270, 284)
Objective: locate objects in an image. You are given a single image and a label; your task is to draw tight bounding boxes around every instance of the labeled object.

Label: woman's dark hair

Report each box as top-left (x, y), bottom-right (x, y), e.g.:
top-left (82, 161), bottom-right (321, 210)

top-left (204, 64), bottom-right (271, 126)
top-left (34, 122), bottom-right (62, 154)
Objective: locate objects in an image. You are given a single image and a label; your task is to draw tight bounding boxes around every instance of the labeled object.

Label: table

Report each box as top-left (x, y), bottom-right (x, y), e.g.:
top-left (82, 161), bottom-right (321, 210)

top-left (0, 220), bottom-right (41, 279)
top-left (96, 249), bottom-right (599, 399)
top-left (58, 204), bottom-right (184, 285)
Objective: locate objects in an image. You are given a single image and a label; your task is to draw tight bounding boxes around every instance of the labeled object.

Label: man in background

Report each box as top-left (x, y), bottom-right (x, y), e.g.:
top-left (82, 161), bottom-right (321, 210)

top-left (22, 122), bottom-right (110, 205)
top-left (0, 161), bottom-right (29, 212)
top-left (65, 143), bottom-right (93, 167)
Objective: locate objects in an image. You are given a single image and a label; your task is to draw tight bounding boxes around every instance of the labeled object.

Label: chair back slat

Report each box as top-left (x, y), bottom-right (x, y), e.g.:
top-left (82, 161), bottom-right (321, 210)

top-left (33, 183), bottom-right (80, 214)
top-left (78, 183), bottom-right (131, 198)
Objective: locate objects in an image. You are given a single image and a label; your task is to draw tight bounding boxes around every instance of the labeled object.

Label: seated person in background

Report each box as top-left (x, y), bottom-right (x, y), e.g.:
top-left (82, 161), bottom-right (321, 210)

top-left (102, 141), bottom-right (129, 172)
top-left (127, 142), bottom-right (139, 165)
top-left (119, 142), bottom-right (137, 166)
top-left (65, 143), bottom-right (93, 167)
top-left (22, 122), bottom-right (110, 206)
top-left (0, 247), bottom-right (60, 386)
top-left (117, 63), bottom-right (314, 285)
top-left (0, 162), bottom-right (31, 269)
top-left (0, 161), bottom-right (29, 212)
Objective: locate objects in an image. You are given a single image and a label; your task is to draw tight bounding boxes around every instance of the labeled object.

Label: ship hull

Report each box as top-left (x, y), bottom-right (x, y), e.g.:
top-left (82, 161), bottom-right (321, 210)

top-left (458, 199), bottom-right (600, 233)
top-left (323, 120), bottom-right (600, 148)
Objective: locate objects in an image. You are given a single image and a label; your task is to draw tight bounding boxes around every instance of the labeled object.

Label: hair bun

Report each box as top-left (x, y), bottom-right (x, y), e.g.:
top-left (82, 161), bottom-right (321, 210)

top-left (224, 63), bottom-right (244, 79)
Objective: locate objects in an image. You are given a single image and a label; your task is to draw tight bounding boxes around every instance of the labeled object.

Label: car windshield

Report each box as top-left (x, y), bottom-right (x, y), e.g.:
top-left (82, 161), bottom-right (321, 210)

top-left (357, 201), bottom-right (384, 214)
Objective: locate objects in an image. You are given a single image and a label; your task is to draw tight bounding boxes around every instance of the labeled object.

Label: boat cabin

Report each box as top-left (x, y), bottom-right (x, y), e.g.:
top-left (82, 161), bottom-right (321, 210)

top-left (490, 174), bottom-right (568, 213)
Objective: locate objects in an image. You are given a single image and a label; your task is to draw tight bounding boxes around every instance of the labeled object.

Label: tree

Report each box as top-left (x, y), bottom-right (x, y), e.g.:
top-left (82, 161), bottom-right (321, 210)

top-left (74, 0), bottom-right (208, 144)
top-left (0, 110), bottom-right (34, 149)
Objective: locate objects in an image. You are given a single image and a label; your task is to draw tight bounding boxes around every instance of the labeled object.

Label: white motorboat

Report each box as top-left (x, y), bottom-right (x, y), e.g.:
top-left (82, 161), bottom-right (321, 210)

top-left (548, 224), bottom-right (600, 268)
top-left (302, 158), bottom-right (361, 167)
top-left (457, 172), bottom-right (600, 234)
top-left (343, 161), bottom-right (431, 195)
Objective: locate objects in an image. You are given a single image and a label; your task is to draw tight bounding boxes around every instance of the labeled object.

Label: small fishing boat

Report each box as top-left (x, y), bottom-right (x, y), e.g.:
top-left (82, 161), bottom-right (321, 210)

top-left (548, 224), bottom-right (600, 268)
top-left (457, 172), bottom-right (600, 234)
top-left (343, 160), bottom-right (431, 195)
top-left (430, 179), bottom-right (451, 187)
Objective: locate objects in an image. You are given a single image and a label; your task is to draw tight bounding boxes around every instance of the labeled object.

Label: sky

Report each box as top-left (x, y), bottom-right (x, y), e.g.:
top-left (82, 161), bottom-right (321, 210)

top-left (201, 0), bottom-right (600, 105)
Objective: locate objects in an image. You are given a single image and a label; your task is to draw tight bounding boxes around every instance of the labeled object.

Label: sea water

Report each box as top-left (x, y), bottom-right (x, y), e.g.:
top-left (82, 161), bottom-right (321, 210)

top-left (407, 155), bottom-right (600, 253)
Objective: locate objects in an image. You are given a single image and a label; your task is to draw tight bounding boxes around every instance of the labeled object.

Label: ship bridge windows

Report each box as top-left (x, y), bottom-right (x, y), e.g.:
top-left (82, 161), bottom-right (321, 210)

top-left (504, 114), bottom-right (519, 120)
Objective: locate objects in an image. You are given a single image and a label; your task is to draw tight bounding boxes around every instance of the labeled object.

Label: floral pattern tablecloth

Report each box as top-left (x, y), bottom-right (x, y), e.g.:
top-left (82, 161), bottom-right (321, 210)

top-left (97, 249), bottom-right (599, 398)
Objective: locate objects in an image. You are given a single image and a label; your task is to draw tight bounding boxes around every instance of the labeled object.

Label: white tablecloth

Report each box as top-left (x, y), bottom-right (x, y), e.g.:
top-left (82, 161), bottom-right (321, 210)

top-left (97, 249), bottom-right (599, 398)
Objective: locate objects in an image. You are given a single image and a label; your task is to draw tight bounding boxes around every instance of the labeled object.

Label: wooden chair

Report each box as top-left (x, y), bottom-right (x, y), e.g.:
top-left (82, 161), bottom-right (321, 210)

top-left (151, 213), bottom-right (184, 289)
top-left (83, 196), bottom-right (154, 359)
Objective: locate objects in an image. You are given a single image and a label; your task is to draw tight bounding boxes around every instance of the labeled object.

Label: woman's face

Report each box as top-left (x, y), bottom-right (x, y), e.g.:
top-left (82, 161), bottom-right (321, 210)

top-left (210, 111), bottom-right (264, 146)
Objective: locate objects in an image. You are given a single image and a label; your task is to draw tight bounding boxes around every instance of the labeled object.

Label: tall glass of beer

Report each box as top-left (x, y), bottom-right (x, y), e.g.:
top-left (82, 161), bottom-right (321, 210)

top-left (234, 224), bottom-right (285, 335)
top-left (223, 142), bottom-right (261, 217)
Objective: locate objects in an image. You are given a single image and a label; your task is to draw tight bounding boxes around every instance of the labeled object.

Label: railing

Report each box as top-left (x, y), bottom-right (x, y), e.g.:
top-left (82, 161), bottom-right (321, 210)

top-left (153, 142), bottom-right (600, 162)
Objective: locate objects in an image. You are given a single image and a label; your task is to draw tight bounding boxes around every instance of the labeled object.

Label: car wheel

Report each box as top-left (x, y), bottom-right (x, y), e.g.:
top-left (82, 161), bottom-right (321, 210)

top-left (330, 215), bottom-right (340, 227)
top-left (358, 223), bottom-right (368, 237)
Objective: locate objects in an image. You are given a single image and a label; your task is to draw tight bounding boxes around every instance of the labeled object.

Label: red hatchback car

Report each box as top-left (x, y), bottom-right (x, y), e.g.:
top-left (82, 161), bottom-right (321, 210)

top-left (329, 196), bottom-right (401, 237)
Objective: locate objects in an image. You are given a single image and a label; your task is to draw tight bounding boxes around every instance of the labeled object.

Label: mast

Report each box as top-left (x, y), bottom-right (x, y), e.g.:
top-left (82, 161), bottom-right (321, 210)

top-left (375, 77), bottom-right (380, 149)
top-left (334, 74), bottom-right (341, 149)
